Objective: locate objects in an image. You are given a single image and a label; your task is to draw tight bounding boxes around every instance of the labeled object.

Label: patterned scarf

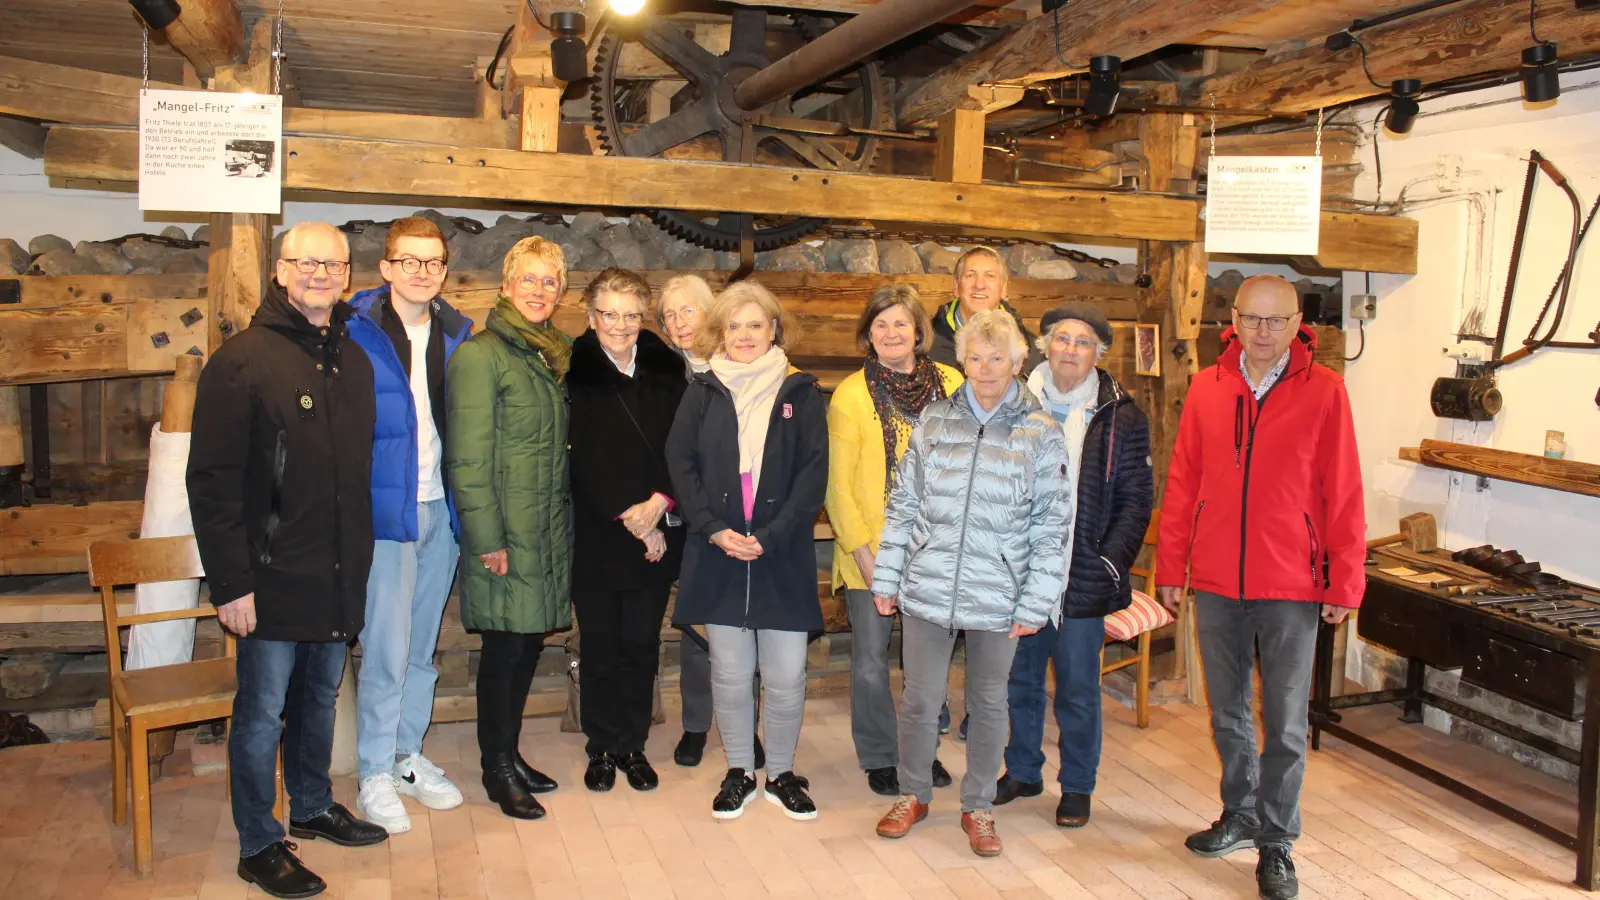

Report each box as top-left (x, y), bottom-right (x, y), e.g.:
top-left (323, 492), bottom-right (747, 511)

top-left (494, 293), bottom-right (571, 383)
top-left (863, 350), bottom-right (947, 500)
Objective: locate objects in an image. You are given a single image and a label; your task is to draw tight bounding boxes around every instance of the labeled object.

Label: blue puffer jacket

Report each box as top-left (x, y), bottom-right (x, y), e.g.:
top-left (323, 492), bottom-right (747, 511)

top-left (347, 286), bottom-right (474, 542)
top-left (871, 384), bottom-right (1071, 632)
top-left (1026, 366), bottom-right (1154, 618)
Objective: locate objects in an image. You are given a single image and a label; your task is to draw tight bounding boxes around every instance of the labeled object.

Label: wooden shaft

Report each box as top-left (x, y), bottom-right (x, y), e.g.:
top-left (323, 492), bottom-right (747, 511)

top-left (159, 355), bottom-right (203, 434)
top-left (0, 386), bottom-right (21, 468)
top-left (159, 0), bottom-right (246, 79)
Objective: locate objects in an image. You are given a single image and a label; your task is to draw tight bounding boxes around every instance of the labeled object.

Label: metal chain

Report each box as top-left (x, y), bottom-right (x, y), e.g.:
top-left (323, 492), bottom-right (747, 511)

top-left (1207, 92), bottom-right (1217, 160)
top-left (1315, 107), bottom-right (1324, 157)
top-left (141, 23), bottom-right (150, 92)
top-left (272, 0), bottom-right (285, 94)
top-left (822, 225), bottom-right (1123, 269)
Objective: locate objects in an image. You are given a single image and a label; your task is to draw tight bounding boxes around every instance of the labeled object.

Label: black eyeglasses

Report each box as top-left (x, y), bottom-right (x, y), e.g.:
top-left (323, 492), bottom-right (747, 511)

top-left (282, 258), bottom-right (351, 276)
top-left (1237, 313), bottom-right (1297, 332)
top-left (386, 258), bottom-right (447, 275)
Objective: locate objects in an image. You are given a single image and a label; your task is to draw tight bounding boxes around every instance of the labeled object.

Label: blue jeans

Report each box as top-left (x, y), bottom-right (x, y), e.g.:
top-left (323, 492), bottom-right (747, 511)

top-left (1003, 616), bottom-right (1106, 794)
top-left (231, 637), bottom-right (347, 857)
top-left (356, 499), bottom-right (459, 779)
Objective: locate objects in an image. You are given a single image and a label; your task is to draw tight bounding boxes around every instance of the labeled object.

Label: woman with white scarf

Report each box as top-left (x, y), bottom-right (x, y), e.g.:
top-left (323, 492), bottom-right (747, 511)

top-left (994, 302), bottom-right (1154, 829)
top-left (666, 280), bottom-right (829, 822)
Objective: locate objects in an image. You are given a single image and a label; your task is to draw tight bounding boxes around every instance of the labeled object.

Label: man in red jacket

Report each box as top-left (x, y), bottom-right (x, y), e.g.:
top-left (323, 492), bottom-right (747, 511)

top-left (1156, 274), bottom-right (1364, 900)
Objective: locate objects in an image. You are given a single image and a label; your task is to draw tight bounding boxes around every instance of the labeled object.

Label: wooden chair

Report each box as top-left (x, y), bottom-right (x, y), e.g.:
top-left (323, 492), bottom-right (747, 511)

top-left (1100, 511), bottom-right (1174, 728)
top-left (90, 535), bottom-right (240, 876)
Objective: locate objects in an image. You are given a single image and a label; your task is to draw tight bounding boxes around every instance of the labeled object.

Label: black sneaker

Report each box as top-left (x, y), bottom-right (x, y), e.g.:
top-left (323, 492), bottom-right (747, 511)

top-left (1256, 843), bottom-right (1299, 900)
top-left (865, 766), bottom-right (900, 797)
top-left (1185, 812), bottom-right (1260, 858)
top-left (712, 768), bottom-right (759, 820)
top-left (931, 758), bottom-right (953, 788)
top-left (765, 771), bottom-right (818, 821)
top-left (674, 731), bottom-right (708, 767)
top-left (992, 773), bottom-right (1043, 806)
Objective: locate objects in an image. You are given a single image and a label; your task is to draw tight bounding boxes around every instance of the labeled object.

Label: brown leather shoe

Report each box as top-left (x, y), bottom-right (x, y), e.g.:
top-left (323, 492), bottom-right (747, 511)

top-left (961, 810), bottom-right (1003, 858)
top-left (876, 794), bottom-right (929, 839)
top-left (1055, 792), bottom-right (1091, 828)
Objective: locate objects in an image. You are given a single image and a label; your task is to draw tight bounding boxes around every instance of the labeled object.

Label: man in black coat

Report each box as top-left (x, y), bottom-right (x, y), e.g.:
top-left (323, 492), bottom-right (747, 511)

top-left (187, 221), bottom-right (387, 899)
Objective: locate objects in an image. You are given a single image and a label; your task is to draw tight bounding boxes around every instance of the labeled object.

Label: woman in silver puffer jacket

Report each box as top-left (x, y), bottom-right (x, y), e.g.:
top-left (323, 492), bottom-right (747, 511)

top-left (869, 309), bottom-right (1070, 859)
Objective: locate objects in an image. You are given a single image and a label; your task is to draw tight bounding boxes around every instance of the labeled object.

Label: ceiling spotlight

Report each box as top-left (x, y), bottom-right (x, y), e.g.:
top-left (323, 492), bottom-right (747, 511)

top-left (1042, 0), bottom-right (1069, 11)
top-left (610, 0), bottom-right (646, 14)
top-left (1522, 42), bottom-right (1560, 103)
top-left (548, 11), bottom-right (588, 84)
top-left (1385, 78), bottom-right (1422, 134)
top-left (128, 0), bottom-right (182, 30)
top-left (1324, 30), bottom-right (1354, 52)
top-left (1083, 55), bottom-right (1122, 118)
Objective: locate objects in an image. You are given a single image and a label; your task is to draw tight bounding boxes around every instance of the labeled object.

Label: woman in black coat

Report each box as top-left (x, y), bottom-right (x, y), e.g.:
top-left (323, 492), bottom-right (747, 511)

top-left (666, 280), bottom-right (828, 822)
top-left (568, 268), bottom-right (687, 793)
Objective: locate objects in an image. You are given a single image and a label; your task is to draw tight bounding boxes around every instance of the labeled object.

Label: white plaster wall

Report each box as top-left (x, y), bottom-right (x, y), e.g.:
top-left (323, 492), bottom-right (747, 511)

top-left (1342, 78), bottom-right (1600, 589)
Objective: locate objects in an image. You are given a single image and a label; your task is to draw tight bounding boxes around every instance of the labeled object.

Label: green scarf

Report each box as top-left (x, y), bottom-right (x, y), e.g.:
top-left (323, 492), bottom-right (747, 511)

top-left (493, 293), bottom-right (571, 383)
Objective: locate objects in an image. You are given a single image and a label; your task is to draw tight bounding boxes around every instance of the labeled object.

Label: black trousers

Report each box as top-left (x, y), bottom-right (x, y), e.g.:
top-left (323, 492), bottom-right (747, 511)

top-left (572, 583), bottom-right (672, 756)
top-left (476, 630), bottom-right (546, 764)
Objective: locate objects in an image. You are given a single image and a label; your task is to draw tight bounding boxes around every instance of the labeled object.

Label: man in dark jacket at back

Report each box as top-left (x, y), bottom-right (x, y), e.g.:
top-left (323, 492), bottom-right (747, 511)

top-left (994, 302), bottom-right (1153, 827)
top-left (188, 220), bottom-right (387, 899)
top-left (928, 246), bottom-right (1043, 373)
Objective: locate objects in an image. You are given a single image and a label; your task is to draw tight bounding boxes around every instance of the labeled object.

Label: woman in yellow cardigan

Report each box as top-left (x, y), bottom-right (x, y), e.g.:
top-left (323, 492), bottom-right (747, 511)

top-left (827, 283), bottom-right (964, 797)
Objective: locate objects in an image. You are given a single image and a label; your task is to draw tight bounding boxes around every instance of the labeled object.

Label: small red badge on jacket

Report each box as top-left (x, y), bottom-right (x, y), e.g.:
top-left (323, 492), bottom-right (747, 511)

top-left (783, 403), bottom-right (793, 419)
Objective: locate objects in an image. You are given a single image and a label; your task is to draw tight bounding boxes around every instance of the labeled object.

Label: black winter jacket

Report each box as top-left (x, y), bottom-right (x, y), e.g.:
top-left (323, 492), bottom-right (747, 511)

top-left (666, 369), bottom-right (828, 632)
top-left (1062, 371), bottom-right (1154, 618)
top-left (567, 329), bottom-right (688, 591)
top-left (187, 284), bottom-right (376, 643)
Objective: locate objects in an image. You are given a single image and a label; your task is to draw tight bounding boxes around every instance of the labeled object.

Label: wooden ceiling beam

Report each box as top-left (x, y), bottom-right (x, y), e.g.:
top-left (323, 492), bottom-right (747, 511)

top-left (0, 55), bottom-right (514, 148)
top-left (41, 124), bottom-right (1419, 271)
top-left (153, 0), bottom-right (246, 80)
top-left (46, 125), bottom-right (1200, 243)
top-left (897, 0), bottom-right (1285, 126)
top-left (715, 0), bottom-right (1023, 27)
top-left (1191, 0), bottom-right (1600, 113)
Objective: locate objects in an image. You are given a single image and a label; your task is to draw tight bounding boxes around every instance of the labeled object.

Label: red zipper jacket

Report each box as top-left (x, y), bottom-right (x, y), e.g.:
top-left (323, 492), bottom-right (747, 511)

top-left (1155, 325), bottom-right (1365, 608)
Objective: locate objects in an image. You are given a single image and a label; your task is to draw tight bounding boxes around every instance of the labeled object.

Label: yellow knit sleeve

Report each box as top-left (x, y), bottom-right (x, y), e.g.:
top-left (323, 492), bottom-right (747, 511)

top-left (825, 374), bottom-right (876, 555)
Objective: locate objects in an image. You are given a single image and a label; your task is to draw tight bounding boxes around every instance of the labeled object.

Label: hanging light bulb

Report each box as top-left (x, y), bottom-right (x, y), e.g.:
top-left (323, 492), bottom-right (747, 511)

top-left (1522, 42), bottom-right (1560, 103)
top-left (610, 0), bottom-right (646, 14)
top-left (1384, 78), bottom-right (1422, 134)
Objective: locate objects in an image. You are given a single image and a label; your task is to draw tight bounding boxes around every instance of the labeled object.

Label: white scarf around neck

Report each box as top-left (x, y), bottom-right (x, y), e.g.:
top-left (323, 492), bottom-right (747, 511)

top-left (710, 345), bottom-right (789, 495)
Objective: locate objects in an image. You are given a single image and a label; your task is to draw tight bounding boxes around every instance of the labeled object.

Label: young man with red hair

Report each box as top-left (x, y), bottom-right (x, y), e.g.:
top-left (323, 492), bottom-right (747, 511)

top-left (345, 217), bottom-right (491, 833)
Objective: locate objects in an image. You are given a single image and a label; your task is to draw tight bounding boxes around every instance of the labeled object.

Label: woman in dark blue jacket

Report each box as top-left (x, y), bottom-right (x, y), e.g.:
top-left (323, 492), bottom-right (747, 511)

top-left (997, 302), bottom-right (1153, 830)
top-left (666, 280), bottom-right (828, 823)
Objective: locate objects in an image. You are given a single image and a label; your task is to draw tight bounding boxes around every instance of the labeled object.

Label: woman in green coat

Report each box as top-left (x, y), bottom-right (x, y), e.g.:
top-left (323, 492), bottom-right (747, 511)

top-left (446, 235), bottom-right (573, 821)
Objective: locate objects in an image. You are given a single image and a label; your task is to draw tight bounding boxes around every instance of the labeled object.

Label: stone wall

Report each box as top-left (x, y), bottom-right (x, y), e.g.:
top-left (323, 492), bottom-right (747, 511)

top-left (0, 210), bottom-right (1140, 284)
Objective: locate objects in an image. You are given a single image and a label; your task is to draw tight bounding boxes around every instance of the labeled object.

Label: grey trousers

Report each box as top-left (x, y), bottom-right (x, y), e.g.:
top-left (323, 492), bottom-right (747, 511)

top-left (1194, 591), bottom-right (1321, 845)
top-left (898, 614), bottom-right (1017, 811)
top-left (706, 625), bottom-right (808, 776)
top-left (679, 631), bottom-right (758, 735)
top-left (845, 589), bottom-right (898, 770)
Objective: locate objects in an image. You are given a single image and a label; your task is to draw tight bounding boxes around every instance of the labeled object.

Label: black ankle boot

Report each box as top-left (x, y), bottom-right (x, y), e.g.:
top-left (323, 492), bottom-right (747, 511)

top-left (482, 753), bottom-right (546, 820)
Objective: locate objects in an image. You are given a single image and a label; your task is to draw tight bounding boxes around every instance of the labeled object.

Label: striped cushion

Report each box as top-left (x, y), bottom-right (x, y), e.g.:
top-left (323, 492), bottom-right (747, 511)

top-left (1103, 590), bottom-right (1173, 642)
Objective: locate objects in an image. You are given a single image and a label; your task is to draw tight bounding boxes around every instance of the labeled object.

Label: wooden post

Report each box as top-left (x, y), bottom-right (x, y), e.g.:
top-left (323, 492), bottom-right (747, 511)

top-left (1139, 85), bottom-right (1204, 685)
top-left (518, 85), bottom-right (563, 153)
top-left (933, 106), bottom-right (985, 184)
top-left (204, 19), bottom-right (273, 352)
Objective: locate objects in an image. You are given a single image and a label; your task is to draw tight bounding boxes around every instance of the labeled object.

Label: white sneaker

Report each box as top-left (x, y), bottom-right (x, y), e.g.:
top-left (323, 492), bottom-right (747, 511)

top-left (357, 774), bottom-right (411, 834)
top-left (394, 753), bottom-right (464, 811)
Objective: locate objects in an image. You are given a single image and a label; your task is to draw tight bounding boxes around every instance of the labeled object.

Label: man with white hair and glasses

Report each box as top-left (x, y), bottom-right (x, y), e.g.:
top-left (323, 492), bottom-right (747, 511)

top-left (189, 221), bottom-right (388, 898)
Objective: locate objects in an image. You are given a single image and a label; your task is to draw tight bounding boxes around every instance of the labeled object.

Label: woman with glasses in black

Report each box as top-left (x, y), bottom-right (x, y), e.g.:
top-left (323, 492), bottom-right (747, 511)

top-left (566, 268), bottom-right (689, 792)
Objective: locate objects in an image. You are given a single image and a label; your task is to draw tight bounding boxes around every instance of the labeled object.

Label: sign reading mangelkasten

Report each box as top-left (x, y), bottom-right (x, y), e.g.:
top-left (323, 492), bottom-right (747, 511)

top-left (138, 89), bottom-right (283, 214)
top-left (1204, 156), bottom-right (1322, 256)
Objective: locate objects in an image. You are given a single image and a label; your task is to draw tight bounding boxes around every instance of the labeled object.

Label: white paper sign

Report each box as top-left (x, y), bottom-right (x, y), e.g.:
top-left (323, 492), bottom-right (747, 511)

top-left (139, 89), bottom-right (283, 214)
top-left (1204, 155), bottom-right (1322, 255)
